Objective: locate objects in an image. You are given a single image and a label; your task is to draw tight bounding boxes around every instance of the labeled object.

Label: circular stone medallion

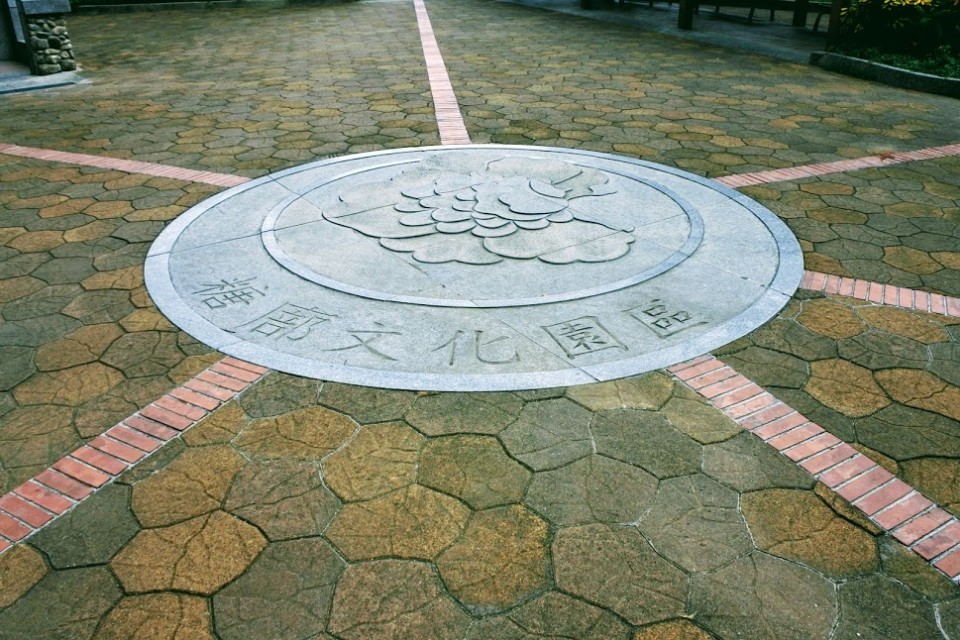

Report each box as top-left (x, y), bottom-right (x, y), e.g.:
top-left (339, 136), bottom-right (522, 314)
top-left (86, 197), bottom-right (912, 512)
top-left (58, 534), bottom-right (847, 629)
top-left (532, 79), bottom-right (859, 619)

top-left (146, 145), bottom-right (802, 391)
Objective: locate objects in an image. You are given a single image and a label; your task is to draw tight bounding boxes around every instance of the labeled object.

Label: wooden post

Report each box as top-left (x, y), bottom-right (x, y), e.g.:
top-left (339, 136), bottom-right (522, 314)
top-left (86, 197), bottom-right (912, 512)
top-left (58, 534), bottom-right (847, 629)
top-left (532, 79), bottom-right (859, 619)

top-left (678, 0), bottom-right (694, 29)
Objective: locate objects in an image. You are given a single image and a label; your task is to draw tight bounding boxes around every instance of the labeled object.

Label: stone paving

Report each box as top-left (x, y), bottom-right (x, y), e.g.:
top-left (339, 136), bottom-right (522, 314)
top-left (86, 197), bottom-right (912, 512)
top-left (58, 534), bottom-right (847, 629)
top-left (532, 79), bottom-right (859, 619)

top-left (0, 0), bottom-right (959, 638)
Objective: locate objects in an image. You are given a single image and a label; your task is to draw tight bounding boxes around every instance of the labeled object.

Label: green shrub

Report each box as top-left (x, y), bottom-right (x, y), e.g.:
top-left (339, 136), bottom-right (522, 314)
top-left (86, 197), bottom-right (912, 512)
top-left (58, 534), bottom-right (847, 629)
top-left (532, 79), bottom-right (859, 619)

top-left (836, 0), bottom-right (960, 56)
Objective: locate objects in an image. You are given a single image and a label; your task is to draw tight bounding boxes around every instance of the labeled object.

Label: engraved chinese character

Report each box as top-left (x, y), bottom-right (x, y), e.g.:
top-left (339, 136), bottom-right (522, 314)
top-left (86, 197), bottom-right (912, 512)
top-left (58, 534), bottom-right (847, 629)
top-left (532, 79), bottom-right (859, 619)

top-left (193, 277), bottom-right (265, 309)
top-left (241, 304), bottom-right (337, 341)
top-left (627, 299), bottom-right (707, 338)
top-left (432, 329), bottom-right (520, 366)
top-left (324, 322), bottom-right (401, 361)
top-left (543, 316), bottom-right (626, 358)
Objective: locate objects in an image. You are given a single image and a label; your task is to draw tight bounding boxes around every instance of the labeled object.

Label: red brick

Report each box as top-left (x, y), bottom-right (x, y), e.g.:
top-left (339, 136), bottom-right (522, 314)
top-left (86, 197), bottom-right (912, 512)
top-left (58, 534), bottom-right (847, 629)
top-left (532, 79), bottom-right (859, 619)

top-left (853, 279), bottom-right (869, 300)
top-left (883, 285), bottom-right (899, 306)
top-left (700, 375), bottom-right (751, 400)
top-left (914, 521), bottom-right (960, 560)
top-left (0, 538), bottom-right (10, 552)
top-left (868, 284), bottom-right (885, 304)
top-left (221, 357), bottom-right (269, 375)
top-left (155, 395), bottom-right (207, 421)
top-left (35, 469), bottom-right (93, 500)
top-left (90, 435), bottom-right (146, 463)
top-left (197, 370), bottom-right (248, 392)
top-left (14, 481), bottom-right (73, 515)
top-left (724, 392), bottom-right (777, 419)
top-left (823, 274), bottom-right (842, 294)
top-left (783, 432), bottom-right (840, 462)
top-left (930, 294), bottom-right (947, 315)
top-left (934, 547), bottom-right (960, 579)
top-left (898, 287), bottom-right (914, 309)
top-left (853, 479), bottom-right (912, 516)
top-left (184, 378), bottom-right (235, 401)
top-left (0, 512), bottom-right (31, 541)
top-left (753, 412), bottom-right (808, 440)
top-left (687, 366), bottom-right (738, 389)
top-left (667, 355), bottom-right (715, 374)
top-left (893, 509), bottom-right (953, 545)
top-left (106, 425), bottom-right (162, 452)
top-left (0, 494), bottom-right (52, 527)
top-left (873, 493), bottom-right (934, 530)
top-left (140, 404), bottom-right (194, 431)
top-left (948, 297), bottom-right (960, 318)
top-left (767, 423), bottom-right (823, 451)
top-left (124, 415), bottom-right (178, 440)
top-left (713, 383), bottom-right (764, 409)
top-left (835, 466), bottom-right (893, 502)
top-left (819, 455), bottom-right (877, 488)
top-left (72, 445), bottom-right (128, 475)
top-left (807, 271), bottom-right (826, 291)
top-left (670, 358), bottom-right (723, 380)
top-left (837, 277), bottom-right (855, 297)
top-left (169, 387), bottom-right (221, 411)
top-left (740, 402), bottom-right (793, 431)
top-left (210, 361), bottom-right (262, 383)
top-left (53, 458), bottom-right (111, 488)
top-left (800, 444), bottom-right (858, 475)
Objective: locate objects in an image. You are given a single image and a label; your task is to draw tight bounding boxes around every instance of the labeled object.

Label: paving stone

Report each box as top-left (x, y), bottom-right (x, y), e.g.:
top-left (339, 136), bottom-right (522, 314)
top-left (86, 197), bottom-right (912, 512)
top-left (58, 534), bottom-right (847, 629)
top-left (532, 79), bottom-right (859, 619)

top-left (405, 392), bottom-right (524, 436)
top-left (525, 454), bottom-right (656, 525)
top-left (660, 387), bottom-right (742, 444)
top-left (465, 591), bottom-right (632, 639)
top-left (939, 599), bottom-right (960, 640)
top-left (0, 566), bottom-right (121, 640)
top-left (323, 422), bottom-right (422, 501)
top-left (632, 620), bottom-right (715, 640)
top-left (0, 275), bottom-right (45, 304)
top-left (857, 404), bottom-right (960, 460)
top-left (238, 372), bottom-right (321, 418)
top-left (317, 381), bottom-right (416, 424)
top-left (638, 474), bottom-right (753, 573)
top-left (100, 331), bottom-right (187, 378)
top-left (833, 575), bottom-right (942, 640)
top-left (420, 435), bottom-right (531, 509)
top-left (900, 457), bottom-right (960, 516)
top-left (702, 432), bottom-right (814, 491)
top-left (13, 361), bottom-right (123, 406)
top-left (0, 544), bottom-right (47, 608)
top-left (213, 537), bottom-right (345, 640)
top-left (225, 459), bottom-right (340, 540)
top-left (500, 398), bottom-right (594, 471)
top-left (181, 400), bottom-right (247, 446)
top-left (877, 536), bottom-right (959, 601)
top-left (748, 320), bottom-right (838, 361)
top-left (0, 345), bottom-right (36, 391)
top-left (328, 560), bottom-right (472, 640)
top-left (875, 369), bottom-right (960, 422)
top-left (0, 405), bottom-right (77, 491)
top-left (61, 290), bottom-right (134, 324)
top-left (796, 298), bottom-right (865, 339)
top-left (553, 523), bottom-right (687, 626)
top-left (131, 445), bottom-right (246, 528)
top-left (325, 484), bottom-right (470, 560)
top-left (741, 488), bottom-right (878, 578)
top-left (34, 323), bottom-right (123, 371)
top-left (110, 511), bottom-right (267, 595)
top-left (592, 409), bottom-right (701, 478)
top-left (31, 484), bottom-right (139, 569)
top-left (3, 284), bottom-right (82, 321)
top-left (720, 346), bottom-right (810, 390)
top-left (804, 359), bottom-right (890, 418)
top-left (235, 405), bottom-right (357, 460)
top-left (93, 593), bottom-right (214, 640)
top-left (838, 331), bottom-right (929, 370)
top-left (565, 372), bottom-right (674, 411)
top-left (690, 552), bottom-right (837, 640)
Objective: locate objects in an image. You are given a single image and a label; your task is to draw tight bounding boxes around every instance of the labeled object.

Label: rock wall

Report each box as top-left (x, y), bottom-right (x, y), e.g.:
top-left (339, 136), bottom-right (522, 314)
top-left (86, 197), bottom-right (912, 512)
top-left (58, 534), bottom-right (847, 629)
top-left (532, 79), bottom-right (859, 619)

top-left (27, 16), bottom-right (75, 74)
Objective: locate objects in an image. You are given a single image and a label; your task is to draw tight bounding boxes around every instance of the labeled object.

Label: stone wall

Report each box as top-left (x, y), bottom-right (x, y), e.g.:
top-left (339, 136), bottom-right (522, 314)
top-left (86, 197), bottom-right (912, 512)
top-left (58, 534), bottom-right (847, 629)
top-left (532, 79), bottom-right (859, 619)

top-left (27, 15), bottom-right (75, 74)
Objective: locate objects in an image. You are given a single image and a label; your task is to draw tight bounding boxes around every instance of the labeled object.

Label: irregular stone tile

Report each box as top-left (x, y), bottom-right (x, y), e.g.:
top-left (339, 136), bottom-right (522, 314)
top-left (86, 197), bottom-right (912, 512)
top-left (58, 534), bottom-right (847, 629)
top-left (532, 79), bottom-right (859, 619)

top-left (702, 432), bottom-right (813, 491)
top-left (182, 401), bottom-right (248, 446)
top-left (213, 537), bottom-right (345, 640)
top-left (110, 511), bottom-right (266, 595)
top-left (323, 422), bottom-right (423, 502)
top-left (900, 457), bottom-right (960, 515)
top-left (0, 275), bottom-right (44, 303)
top-left (465, 591), bottom-right (631, 639)
top-left (437, 505), bottom-right (549, 613)
top-left (749, 320), bottom-right (838, 361)
top-left (405, 391), bottom-right (524, 436)
top-left (34, 323), bottom-right (123, 371)
top-left (93, 593), bottom-right (213, 640)
top-left (81, 265), bottom-right (143, 291)
top-left (7, 229), bottom-right (64, 252)
top-left (838, 331), bottom-right (929, 370)
top-left (318, 381), bottom-right (416, 424)
top-left (61, 290), bottom-right (134, 323)
top-left (592, 409), bottom-right (701, 478)
top-left (878, 536), bottom-right (958, 601)
top-left (632, 620), bottom-right (715, 640)
top-left (166, 351), bottom-right (220, 385)
top-left (420, 435), bottom-right (530, 509)
top-left (833, 575), bottom-right (942, 640)
top-left (553, 523), bottom-right (686, 626)
top-left (525, 454), bottom-right (656, 525)
top-left (238, 372), bottom-right (321, 418)
top-left (858, 404), bottom-right (960, 459)
top-left (930, 342), bottom-right (960, 387)
top-left (235, 405), bottom-right (356, 460)
top-left (225, 459), bottom-right (340, 540)
top-left (661, 387), bottom-right (742, 444)
top-left (638, 474), bottom-right (753, 573)
top-left (514, 387), bottom-right (566, 401)
top-left (12, 361), bottom-right (123, 406)
top-left (0, 566), bottom-right (121, 639)
top-left (101, 331), bottom-right (186, 378)
top-left (720, 346), bottom-right (810, 390)
top-left (118, 308), bottom-right (174, 332)
top-left (328, 560), bottom-right (472, 640)
top-left (859, 305), bottom-right (950, 344)
top-left (118, 439), bottom-right (186, 486)
top-left (812, 482), bottom-right (882, 535)
top-left (0, 544), bottom-right (47, 608)
top-left (804, 359), bottom-right (890, 418)
top-left (31, 484), bottom-right (139, 569)
top-left (132, 446), bottom-right (246, 528)
top-left (325, 485), bottom-right (469, 560)
top-left (0, 345), bottom-right (35, 390)
top-left (939, 599), bottom-right (960, 640)
top-left (797, 298), bottom-right (865, 339)
top-left (741, 489), bottom-right (877, 578)
top-left (690, 553), bottom-right (837, 640)
top-left (566, 372), bottom-right (673, 411)
top-left (500, 399), bottom-right (594, 471)
top-left (875, 369), bottom-right (960, 422)
top-left (0, 405), bottom-right (76, 485)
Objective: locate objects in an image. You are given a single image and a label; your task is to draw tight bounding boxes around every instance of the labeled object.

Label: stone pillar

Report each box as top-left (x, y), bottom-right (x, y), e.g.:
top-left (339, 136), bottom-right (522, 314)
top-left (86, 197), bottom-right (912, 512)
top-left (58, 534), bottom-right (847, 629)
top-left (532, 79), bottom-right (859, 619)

top-left (26, 14), bottom-right (74, 73)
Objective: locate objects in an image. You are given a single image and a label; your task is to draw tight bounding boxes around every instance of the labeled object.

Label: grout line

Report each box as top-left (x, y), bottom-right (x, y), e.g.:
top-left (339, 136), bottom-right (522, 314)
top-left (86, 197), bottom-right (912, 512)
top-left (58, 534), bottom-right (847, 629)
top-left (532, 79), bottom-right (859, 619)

top-left (412, 0), bottom-right (471, 145)
top-left (0, 143), bottom-right (251, 187)
top-left (671, 354), bottom-right (960, 584)
top-left (0, 356), bottom-right (267, 553)
top-left (798, 270), bottom-right (960, 317)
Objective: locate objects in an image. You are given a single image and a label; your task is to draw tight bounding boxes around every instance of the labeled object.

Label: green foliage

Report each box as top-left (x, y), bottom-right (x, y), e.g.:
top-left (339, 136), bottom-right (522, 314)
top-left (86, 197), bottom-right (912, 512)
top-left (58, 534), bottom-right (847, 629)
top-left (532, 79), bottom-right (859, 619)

top-left (836, 0), bottom-right (960, 56)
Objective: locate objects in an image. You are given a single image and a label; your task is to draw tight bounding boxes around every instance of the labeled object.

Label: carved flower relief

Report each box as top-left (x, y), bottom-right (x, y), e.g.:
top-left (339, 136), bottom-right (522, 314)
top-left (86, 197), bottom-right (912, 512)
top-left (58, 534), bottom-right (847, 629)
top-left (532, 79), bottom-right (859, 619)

top-left (321, 157), bottom-right (637, 265)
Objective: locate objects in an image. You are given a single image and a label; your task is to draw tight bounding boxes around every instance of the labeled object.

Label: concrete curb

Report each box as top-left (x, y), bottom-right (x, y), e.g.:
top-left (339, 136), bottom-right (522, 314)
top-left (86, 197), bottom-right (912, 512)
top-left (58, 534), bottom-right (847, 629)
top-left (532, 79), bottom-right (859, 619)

top-left (810, 51), bottom-right (960, 99)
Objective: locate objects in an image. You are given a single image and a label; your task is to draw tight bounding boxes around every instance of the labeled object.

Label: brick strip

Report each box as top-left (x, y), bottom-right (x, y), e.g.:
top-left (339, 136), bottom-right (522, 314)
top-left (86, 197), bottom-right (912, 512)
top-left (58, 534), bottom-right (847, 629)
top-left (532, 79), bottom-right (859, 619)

top-left (0, 143), bottom-right (250, 188)
top-left (0, 356), bottom-right (268, 553)
top-left (670, 355), bottom-right (960, 583)
top-left (799, 270), bottom-right (960, 318)
top-left (412, 0), bottom-right (471, 145)
top-left (715, 143), bottom-right (960, 188)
